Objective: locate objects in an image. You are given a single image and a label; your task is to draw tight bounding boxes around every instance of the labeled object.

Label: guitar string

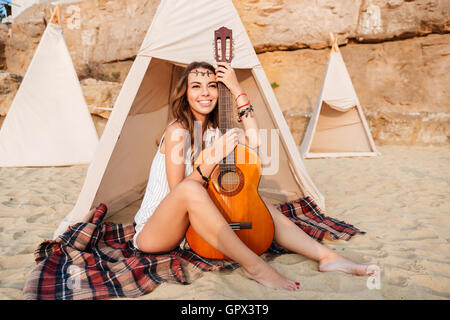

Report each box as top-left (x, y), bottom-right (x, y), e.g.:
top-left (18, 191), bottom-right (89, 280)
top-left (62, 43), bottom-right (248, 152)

top-left (218, 83), bottom-right (235, 193)
top-left (219, 82), bottom-right (233, 208)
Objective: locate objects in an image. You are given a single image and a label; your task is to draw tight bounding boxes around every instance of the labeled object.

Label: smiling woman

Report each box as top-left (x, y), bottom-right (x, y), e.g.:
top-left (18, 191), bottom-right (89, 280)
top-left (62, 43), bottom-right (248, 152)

top-left (132, 60), bottom-right (377, 291)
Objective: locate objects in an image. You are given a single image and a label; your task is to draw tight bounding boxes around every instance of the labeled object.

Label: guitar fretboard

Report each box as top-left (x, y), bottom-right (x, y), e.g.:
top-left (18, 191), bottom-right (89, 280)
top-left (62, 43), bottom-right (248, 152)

top-left (218, 82), bottom-right (235, 173)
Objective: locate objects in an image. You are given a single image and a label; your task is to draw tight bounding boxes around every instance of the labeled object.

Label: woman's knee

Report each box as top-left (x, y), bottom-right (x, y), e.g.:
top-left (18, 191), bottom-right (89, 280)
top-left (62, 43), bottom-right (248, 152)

top-left (174, 179), bottom-right (209, 202)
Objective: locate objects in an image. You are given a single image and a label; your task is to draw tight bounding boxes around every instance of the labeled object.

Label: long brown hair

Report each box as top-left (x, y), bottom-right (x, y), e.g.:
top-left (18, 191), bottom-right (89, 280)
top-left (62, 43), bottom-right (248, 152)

top-left (168, 61), bottom-right (219, 159)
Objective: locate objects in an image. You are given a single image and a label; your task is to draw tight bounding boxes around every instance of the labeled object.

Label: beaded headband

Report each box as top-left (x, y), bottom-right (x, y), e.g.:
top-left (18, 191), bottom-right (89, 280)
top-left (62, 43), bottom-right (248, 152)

top-left (189, 69), bottom-right (215, 77)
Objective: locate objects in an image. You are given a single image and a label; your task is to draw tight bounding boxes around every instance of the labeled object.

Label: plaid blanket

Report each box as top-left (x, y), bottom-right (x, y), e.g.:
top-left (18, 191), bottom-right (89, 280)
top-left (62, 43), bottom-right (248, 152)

top-left (22, 196), bottom-right (365, 300)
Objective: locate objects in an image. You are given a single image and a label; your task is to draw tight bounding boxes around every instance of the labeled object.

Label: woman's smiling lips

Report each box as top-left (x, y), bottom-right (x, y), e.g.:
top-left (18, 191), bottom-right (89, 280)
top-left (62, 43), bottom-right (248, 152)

top-left (198, 99), bottom-right (213, 107)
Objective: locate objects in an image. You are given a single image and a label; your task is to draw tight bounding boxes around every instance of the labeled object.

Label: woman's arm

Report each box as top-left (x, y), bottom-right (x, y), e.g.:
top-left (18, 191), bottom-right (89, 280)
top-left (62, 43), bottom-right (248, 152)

top-left (216, 62), bottom-right (260, 149)
top-left (164, 122), bottom-right (239, 190)
top-left (164, 122), bottom-right (189, 190)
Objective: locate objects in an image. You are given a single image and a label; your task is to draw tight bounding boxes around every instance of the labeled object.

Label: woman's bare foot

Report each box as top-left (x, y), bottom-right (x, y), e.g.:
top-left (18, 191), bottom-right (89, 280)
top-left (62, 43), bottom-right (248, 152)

top-left (319, 254), bottom-right (378, 276)
top-left (241, 262), bottom-right (300, 291)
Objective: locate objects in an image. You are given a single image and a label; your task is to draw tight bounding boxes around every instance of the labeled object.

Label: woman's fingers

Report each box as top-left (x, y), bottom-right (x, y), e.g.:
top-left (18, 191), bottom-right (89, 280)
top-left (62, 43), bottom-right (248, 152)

top-left (219, 129), bottom-right (239, 158)
top-left (215, 63), bottom-right (227, 72)
top-left (226, 129), bottom-right (239, 150)
top-left (215, 62), bottom-right (231, 78)
top-left (216, 61), bottom-right (230, 69)
top-left (215, 63), bottom-right (241, 96)
top-left (209, 128), bottom-right (241, 163)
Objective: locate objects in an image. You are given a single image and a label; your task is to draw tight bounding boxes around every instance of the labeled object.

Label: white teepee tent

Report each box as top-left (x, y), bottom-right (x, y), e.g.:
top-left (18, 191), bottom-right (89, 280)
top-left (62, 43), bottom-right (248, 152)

top-left (300, 33), bottom-right (379, 158)
top-left (0, 5), bottom-right (99, 167)
top-left (53, 0), bottom-right (325, 238)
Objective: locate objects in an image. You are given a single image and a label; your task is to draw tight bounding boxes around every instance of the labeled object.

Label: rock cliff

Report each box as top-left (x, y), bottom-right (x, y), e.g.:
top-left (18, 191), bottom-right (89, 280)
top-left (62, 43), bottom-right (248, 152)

top-left (0, 0), bottom-right (448, 145)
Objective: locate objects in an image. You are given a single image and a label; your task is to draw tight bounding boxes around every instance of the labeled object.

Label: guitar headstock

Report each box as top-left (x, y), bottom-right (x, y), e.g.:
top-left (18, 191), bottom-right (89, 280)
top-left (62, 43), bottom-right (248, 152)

top-left (214, 27), bottom-right (233, 63)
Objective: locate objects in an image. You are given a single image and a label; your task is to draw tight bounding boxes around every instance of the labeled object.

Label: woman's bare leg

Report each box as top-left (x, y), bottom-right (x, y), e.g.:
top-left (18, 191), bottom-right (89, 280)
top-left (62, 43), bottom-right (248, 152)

top-left (262, 197), bottom-right (378, 276)
top-left (137, 180), bottom-right (300, 290)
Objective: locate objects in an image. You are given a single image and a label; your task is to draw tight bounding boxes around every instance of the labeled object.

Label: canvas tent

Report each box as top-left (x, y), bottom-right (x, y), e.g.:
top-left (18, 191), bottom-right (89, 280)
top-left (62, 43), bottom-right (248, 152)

top-left (53, 0), bottom-right (325, 238)
top-left (300, 34), bottom-right (379, 158)
top-left (0, 5), bottom-right (99, 167)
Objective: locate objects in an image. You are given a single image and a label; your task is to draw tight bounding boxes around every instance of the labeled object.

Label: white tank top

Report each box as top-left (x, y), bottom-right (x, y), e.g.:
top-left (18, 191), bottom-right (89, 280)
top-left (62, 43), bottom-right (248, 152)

top-left (133, 121), bottom-right (218, 249)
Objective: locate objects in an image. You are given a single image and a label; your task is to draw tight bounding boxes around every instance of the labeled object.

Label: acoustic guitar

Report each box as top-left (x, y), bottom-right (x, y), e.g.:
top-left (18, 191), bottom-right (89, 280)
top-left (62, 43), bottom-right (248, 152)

top-left (185, 27), bottom-right (275, 260)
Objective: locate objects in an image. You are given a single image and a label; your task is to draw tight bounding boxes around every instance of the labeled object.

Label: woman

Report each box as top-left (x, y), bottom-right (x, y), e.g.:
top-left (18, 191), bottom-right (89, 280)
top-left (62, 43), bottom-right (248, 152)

top-left (133, 61), bottom-right (377, 291)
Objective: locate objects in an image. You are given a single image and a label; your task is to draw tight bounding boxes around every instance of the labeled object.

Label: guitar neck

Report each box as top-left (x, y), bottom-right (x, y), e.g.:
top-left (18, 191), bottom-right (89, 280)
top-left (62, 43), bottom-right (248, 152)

top-left (218, 82), bottom-right (235, 171)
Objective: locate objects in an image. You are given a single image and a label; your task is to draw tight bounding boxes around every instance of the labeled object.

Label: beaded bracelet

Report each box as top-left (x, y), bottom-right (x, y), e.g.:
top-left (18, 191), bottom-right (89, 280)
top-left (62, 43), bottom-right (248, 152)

top-left (234, 93), bottom-right (248, 102)
top-left (237, 101), bottom-right (250, 110)
top-left (237, 104), bottom-right (254, 123)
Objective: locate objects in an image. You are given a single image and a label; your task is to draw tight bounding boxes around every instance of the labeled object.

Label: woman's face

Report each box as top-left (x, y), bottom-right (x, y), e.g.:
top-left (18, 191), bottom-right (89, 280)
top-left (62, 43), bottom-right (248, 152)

top-left (186, 68), bottom-right (218, 120)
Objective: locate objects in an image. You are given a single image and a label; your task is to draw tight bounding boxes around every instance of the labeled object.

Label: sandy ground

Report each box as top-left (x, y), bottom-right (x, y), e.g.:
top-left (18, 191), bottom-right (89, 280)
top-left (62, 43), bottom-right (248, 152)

top-left (0, 145), bottom-right (449, 300)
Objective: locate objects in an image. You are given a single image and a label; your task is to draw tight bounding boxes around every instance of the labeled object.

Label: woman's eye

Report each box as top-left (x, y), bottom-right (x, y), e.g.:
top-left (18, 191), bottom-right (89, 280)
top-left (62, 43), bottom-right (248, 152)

top-left (192, 85), bottom-right (200, 88)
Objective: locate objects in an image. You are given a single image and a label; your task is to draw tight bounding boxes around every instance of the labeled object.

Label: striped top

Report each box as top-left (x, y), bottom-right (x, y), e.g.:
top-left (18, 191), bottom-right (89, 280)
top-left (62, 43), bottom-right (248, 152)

top-left (133, 122), bottom-right (218, 249)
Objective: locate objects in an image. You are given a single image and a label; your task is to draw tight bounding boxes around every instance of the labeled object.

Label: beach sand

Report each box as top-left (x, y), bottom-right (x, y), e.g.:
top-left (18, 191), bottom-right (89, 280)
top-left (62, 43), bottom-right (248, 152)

top-left (0, 145), bottom-right (449, 300)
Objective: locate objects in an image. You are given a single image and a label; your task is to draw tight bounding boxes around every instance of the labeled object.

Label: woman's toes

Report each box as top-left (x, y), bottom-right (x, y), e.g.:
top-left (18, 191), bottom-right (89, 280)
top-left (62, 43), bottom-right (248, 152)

top-left (366, 264), bottom-right (379, 276)
top-left (242, 265), bottom-right (300, 291)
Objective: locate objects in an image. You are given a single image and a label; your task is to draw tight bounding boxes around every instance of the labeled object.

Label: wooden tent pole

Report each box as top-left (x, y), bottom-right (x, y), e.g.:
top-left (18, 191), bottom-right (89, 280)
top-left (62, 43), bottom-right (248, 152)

top-left (329, 32), bottom-right (339, 52)
top-left (49, 4), bottom-right (62, 26)
top-left (49, 6), bottom-right (57, 24)
top-left (57, 4), bottom-right (62, 26)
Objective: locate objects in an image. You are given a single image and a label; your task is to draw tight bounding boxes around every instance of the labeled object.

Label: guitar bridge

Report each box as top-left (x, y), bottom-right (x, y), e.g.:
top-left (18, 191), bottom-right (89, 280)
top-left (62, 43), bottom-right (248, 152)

top-left (229, 222), bottom-right (252, 230)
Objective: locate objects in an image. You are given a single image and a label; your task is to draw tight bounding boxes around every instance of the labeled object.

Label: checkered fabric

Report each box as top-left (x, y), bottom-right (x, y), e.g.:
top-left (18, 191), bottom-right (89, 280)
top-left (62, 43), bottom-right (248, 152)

top-left (22, 197), bottom-right (364, 300)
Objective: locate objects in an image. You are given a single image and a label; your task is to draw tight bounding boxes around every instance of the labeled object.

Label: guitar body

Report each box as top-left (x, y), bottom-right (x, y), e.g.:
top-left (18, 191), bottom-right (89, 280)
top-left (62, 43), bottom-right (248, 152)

top-left (185, 144), bottom-right (275, 260)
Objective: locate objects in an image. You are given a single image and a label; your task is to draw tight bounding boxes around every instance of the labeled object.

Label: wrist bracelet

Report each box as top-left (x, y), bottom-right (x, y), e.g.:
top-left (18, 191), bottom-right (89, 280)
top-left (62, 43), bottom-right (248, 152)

top-left (196, 165), bottom-right (210, 186)
top-left (237, 104), bottom-right (254, 123)
top-left (235, 93), bottom-right (247, 102)
top-left (237, 101), bottom-right (250, 110)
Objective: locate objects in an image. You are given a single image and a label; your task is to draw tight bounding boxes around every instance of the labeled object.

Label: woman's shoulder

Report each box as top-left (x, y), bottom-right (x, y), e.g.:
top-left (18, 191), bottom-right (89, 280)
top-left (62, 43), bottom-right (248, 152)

top-left (165, 120), bottom-right (186, 134)
top-left (164, 121), bottom-right (188, 145)
top-left (166, 120), bottom-right (185, 131)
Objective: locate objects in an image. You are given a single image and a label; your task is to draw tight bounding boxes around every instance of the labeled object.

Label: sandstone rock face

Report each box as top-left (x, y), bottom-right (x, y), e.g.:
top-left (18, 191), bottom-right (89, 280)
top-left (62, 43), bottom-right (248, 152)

top-left (285, 110), bottom-right (450, 146)
top-left (0, 0), bottom-right (448, 145)
top-left (80, 78), bottom-right (121, 137)
top-left (5, 0), bottom-right (160, 76)
top-left (0, 24), bottom-right (9, 70)
top-left (0, 71), bottom-right (21, 135)
top-left (5, 0), bottom-right (450, 75)
top-left (3, 4), bottom-right (46, 76)
top-left (0, 71), bottom-right (22, 117)
top-left (259, 33), bottom-right (450, 114)
top-left (233, 0), bottom-right (449, 52)
top-left (368, 111), bottom-right (450, 145)
top-left (234, 0), bottom-right (362, 51)
top-left (260, 33), bottom-right (450, 145)
top-left (80, 78), bottom-right (121, 119)
top-left (357, 0), bottom-right (450, 41)
top-left (83, 60), bottom-right (133, 84)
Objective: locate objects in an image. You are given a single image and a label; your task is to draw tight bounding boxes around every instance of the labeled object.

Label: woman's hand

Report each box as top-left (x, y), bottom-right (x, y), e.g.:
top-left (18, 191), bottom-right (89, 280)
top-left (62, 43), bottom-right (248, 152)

top-left (215, 62), bottom-right (243, 97)
top-left (215, 62), bottom-right (260, 149)
top-left (205, 128), bottom-right (240, 165)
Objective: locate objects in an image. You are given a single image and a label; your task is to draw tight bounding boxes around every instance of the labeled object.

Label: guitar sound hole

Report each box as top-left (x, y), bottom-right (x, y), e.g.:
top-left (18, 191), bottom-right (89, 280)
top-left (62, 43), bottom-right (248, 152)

top-left (219, 171), bottom-right (240, 191)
